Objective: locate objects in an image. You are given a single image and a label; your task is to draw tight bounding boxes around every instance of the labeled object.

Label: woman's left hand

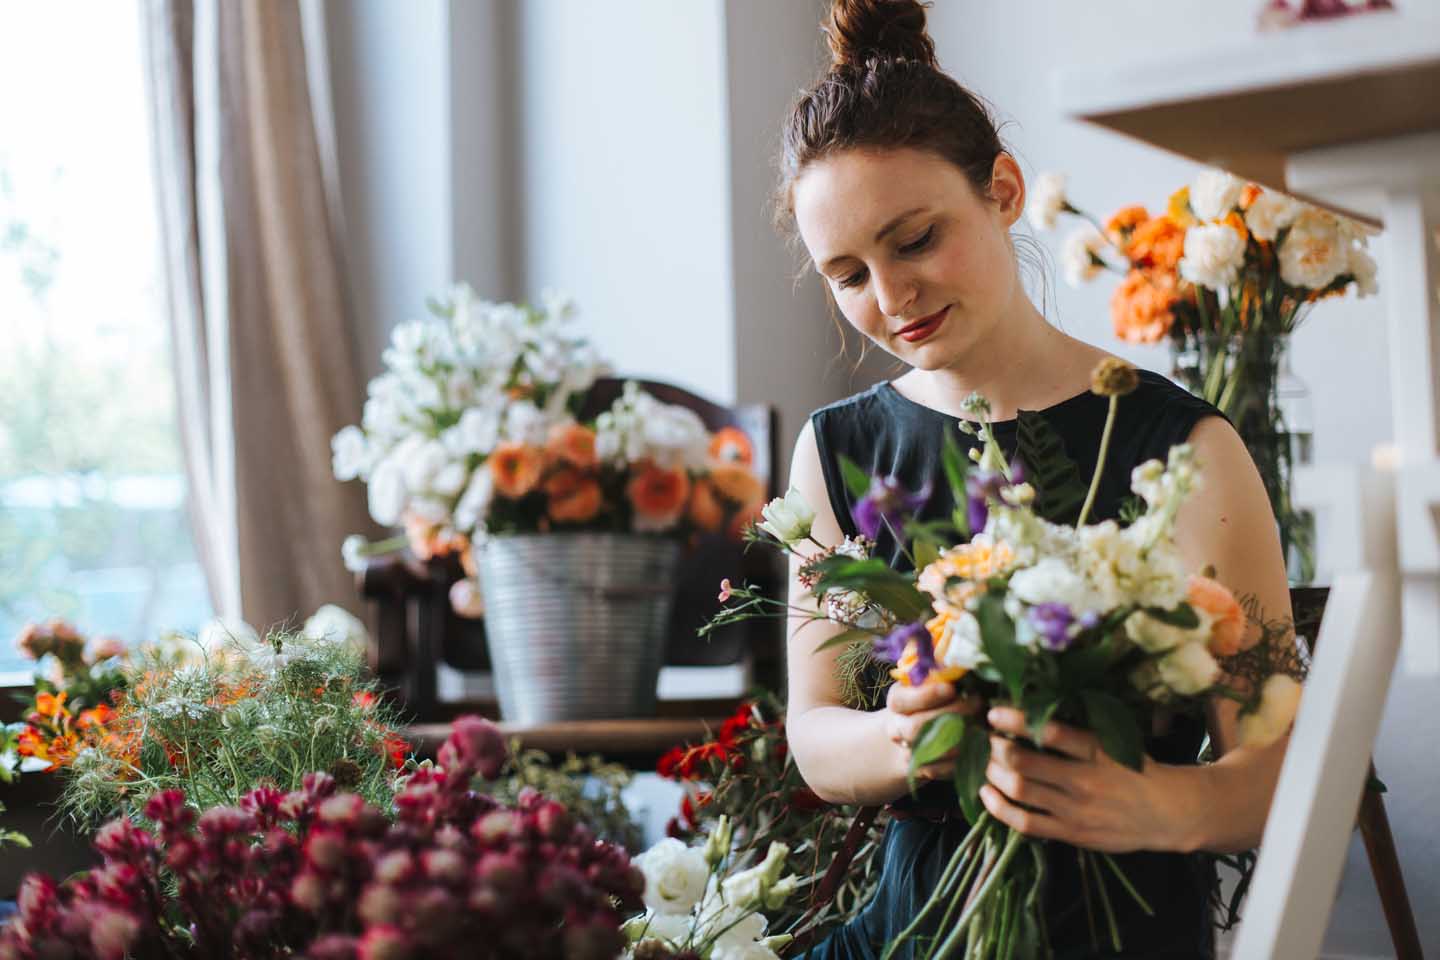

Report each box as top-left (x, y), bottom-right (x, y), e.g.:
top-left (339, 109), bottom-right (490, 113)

top-left (979, 706), bottom-right (1196, 854)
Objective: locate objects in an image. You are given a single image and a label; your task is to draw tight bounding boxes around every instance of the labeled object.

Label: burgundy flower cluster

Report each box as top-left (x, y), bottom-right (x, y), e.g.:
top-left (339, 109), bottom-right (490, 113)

top-left (0, 716), bottom-right (644, 960)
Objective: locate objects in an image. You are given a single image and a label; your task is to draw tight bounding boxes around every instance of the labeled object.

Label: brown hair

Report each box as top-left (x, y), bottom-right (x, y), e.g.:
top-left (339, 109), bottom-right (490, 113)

top-left (775, 0), bottom-right (1007, 235)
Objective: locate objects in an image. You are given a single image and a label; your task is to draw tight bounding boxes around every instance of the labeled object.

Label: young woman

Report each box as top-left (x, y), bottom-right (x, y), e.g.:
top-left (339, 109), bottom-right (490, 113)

top-left (776, 2), bottom-right (1295, 957)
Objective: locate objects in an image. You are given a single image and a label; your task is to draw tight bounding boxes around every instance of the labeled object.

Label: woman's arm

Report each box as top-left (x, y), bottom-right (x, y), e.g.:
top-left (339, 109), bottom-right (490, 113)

top-left (979, 415), bottom-right (1296, 854)
top-left (783, 421), bottom-right (978, 806)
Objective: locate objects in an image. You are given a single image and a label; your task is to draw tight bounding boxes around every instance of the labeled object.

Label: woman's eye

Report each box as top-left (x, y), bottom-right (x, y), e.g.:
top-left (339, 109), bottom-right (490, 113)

top-left (838, 268), bottom-right (868, 290)
top-left (899, 226), bottom-right (934, 254)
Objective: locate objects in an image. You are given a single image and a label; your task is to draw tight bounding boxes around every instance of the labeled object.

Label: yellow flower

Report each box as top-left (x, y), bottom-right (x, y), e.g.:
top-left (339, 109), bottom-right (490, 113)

top-left (918, 537), bottom-right (1015, 615)
top-left (1167, 186), bottom-right (1196, 228)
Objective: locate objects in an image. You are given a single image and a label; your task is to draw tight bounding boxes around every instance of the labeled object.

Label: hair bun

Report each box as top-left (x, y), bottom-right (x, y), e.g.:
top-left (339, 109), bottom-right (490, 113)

top-left (824, 0), bottom-right (936, 71)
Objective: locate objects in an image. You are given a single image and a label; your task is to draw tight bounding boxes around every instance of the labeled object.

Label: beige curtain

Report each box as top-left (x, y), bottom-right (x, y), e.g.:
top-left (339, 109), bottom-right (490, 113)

top-left (143, 0), bottom-right (374, 631)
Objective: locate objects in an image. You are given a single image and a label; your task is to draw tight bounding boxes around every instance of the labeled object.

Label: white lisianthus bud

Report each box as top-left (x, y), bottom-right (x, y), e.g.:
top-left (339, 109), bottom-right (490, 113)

top-left (1026, 172), bottom-right (1069, 231)
top-left (1189, 169), bottom-right (1245, 221)
top-left (1157, 640), bottom-right (1221, 695)
top-left (1179, 223), bottom-right (1246, 290)
top-left (634, 838), bottom-right (711, 916)
top-left (703, 815), bottom-right (733, 867)
top-left (1000, 483), bottom-right (1035, 507)
top-left (763, 875), bottom-right (800, 911)
top-left (331, 425), bottom-right (369, 481)
top-left (758, 486), bottom-right (816, 545)
top-left (1239, 674), bottom-right (1303, 747)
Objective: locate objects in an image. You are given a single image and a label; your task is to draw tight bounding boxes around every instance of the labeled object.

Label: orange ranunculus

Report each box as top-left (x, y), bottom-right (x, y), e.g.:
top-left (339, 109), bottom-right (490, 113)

top-left (544, 467), bottom-right (603, 524)
top-left (545, 422), bottom-right (598, 469)
top-left (1111, 269), bottom-right (1178, 345)
top-left (488, 442), bottom-right (544, 499)
top-left (1128, 216), bottom-right (1186, 273)
top-left (1167, 186), bottom-right (1196, 228)
top-left (1188, 575), bottom-right (1247, 655)
top-left (708, 426), bottom-right (754, 467)
top-left (1239, 183), bottom-right (1262, 209)
top-left (688, 477), bottom-right (726, 533)
top-left (707, 462), bottom-right (764, 506)
top-left (1105, 205), bottom-right (1150, 251)
top-left (627, 462), bottom-right (691, 531)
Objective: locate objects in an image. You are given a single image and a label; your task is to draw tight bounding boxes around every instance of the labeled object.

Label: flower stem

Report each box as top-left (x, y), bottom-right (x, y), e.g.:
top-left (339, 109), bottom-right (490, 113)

top-left (933, 828), bottom-right (1025, 959)
top-left (1087, 850), bottom-right (1123, 952)
top-left (1099, 852), bottom-right (1155, 916)
top-left (882, 816), bottom-right (989, 960)
top-left (1076, 395), bottom-right (1118, 528)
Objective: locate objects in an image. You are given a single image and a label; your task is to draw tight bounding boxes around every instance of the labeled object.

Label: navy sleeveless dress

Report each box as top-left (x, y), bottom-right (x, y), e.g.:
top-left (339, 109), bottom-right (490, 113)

top-left (803, 371), bottom-right (1225, 959)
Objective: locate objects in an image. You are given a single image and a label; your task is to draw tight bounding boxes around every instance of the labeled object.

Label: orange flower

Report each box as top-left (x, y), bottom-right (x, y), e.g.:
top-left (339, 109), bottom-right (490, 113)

top-left (545, 422), bottom-right (598, 469)
top-left (627, 462), bottom-right (691, 530)
top-left (1128, 216), bottom-right (1186, 273)
top-left (708, 427), bottom-right (754, 467)
top-left (1167, 186), bottom-right (1196, 228)
top-left (727, 498), bottom-right (764, 541)
top-left (688, 477), bottom-right (726, 533)
top-left (1105, 205), bottom-right (1150, 251)
top-left (488, 442), bottom-right (544, 499)
top-left (34, 691), bottom-right (66, 718)
top-left (1111, 269), bottom-right (1178, 345)
top-left (544, 467), bottom-right (603, 524)
top-left (1223, 210), bottom-right (1249, 244)
top-left (1239, 183), bottom-right (1262, 209)
top-left (1189, 575), bottom-right (1248, 655)
top-left (707, 462), bottom-right (764, 507)
top-left (403, 511), bottom-right (468, 561)
top-left (76, 703), bottom-right (114, 731)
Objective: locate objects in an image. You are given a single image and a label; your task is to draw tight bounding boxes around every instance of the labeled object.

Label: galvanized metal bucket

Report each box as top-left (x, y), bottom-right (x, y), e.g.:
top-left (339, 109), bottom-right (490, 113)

top-left (476, 532), bottom-right (682, 723)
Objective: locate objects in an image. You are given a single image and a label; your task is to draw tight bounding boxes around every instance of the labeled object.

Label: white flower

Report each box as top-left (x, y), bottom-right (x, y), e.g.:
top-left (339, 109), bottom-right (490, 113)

top-left (341, 534), bottom-right (369, 573)
top-left (331, 425), bottom-right (369, 481)
top-left (1279, 208), bottom-right (1349, 290)
top-left (759, 487), bottom-right (815, 545)
top-left (301, 604), bottom-right (368, 655)
top-left (406, 496), bottom-right (450, 525)
top-left (199, 617), bottom-right (260, 655)
top-left (1007, 557), bottom-right (1104, 618)
top-left (622, 910), bottom-right (692, 945)
top-left (367, 457), bottom-right (407, 526)
top-left (452, 468), bottom-right (494, 534)
top-left (1061, 226), bottom-right (1107, 287)
top-left (935, 612), bottom-right (987, 671)
top-left (1026, 172), bottom-right (1068, 231)
top-left (453, 407), bottom-right (502, 456)
top-left (640, 402), bottom-right (709, 471)
top-left (1347, 244), bottom-right (1378, 298)
top-left (503, 400), bottom-right (550, 446)
top-left (1157, 640), bottom-right (1220, 695)
top-left (1243, 190), bottom-right (1302, 242)
top-left (1189, 169), bottom-right (1245, 221)
top-left (1238, 674), bottom-right (1303, 746)
top-left (430, 460), bottom-right (469, 498)
top-left (634, 838), bottom-right (710, 915)
top-left (1125, 610), bottom-right (1200, 654)
top-left (402, 440), bottom-right (450, 494)
top-left (449, 578), bottom-right (485, 618)
top-left (1179, 223), bottom-right (1246, 290)
top-left (713, 939), bottom-right (782, 960)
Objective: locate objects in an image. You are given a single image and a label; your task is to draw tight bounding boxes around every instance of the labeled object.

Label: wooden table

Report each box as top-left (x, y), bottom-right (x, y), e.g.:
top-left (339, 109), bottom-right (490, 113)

top-left (405, 715), bottom-right (725, 769)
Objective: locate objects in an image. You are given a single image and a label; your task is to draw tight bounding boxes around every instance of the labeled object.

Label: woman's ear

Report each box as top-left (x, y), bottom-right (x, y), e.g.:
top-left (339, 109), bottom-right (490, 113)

top-left (988, 153), bottom-right (1025, 228)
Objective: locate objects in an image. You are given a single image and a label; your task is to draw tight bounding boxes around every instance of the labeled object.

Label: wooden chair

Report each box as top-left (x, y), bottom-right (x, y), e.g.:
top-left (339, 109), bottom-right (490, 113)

top-left (353, 377), bottom-right (784, 761)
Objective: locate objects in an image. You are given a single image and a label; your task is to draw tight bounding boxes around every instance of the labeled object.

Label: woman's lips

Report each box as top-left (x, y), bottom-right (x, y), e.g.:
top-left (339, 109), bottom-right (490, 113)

top-left (897, 306), bottom-right (947, 343)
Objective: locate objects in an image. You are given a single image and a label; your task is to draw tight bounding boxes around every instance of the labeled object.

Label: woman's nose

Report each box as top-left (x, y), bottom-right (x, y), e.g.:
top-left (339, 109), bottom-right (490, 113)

top-left (872, 266), bottom-right (917, 320)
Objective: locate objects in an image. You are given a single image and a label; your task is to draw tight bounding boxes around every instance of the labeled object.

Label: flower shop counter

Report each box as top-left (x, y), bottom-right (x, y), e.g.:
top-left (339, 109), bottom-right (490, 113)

top-left (404, 716), bottom-right (726, 770)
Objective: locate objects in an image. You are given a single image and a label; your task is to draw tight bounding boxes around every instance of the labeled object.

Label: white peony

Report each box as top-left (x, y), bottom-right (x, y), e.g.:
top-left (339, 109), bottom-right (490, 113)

top-left (301, 604), bottom-right (369, 655)
top-left (1026, 172), bottom-right (1069, 231)
top-left (1279, 208), bottom-right (1349, 290)
top-left (1061, 226), bottom-right (1107, 287)
top-left (759, 486), bottom-right (816, 545)
top-left (1157, 640), bottom-right (1221, 695)
top-left (1238, 674), bottom-right (1303, 747)
top-left (1347, 244), bottom-right (1378, 298)
top-left (1179, 223), bottom-right (1246, 290)
top-left (331, 425), bottom-right (369, 481)
top-left (367, 456), bottom-right (407, 526)
top-left (1243, 190), bottom-right (1302, 242)
top-left (1188, 169), bottom-right (1245, 221)
top-left (634, 838), bottom-right (711, 916)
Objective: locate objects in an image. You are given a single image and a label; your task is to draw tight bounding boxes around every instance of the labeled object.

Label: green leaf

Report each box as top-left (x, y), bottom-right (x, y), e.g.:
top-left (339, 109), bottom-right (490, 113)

top-left (913, 538), bottom-right (940, 571)
top-left (809, 556), bottom-right (933, 623)
top-left (953, 722), bottom-right (991, 824)
top-left (909, 713), bottom-right (966, 790)
top-left (1057, 641), bottom-right (1113, 693)
top-left (1021, 691), bottom-right (1061, 746)
top-left (1081, 690), bottom-right (1144, 771)
top-left (1143, 603), bottom-right (1199, 629)
top-left (976, 592), bottom-right (1026, 705)
top-left (1015, 410), bottom-right (1088, 525)
top-left (839, 455), bottom-right (872, 502)
top-left (811, 627), bottom-right (879, 654)
top-left (941, 427), bottom-right (972, 504)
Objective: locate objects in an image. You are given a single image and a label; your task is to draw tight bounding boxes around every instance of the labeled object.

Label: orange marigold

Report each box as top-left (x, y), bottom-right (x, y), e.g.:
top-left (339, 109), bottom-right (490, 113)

top-left (544, 467), bottom-right (603, 524)
top-left (627, 462), bottom-right (691, 530)
top-left (1111, 270), bottom-right (1178, 345)
top-left (545, 422), bottom-right (598, 469)
top-left (488, 442), bottom-right (544, 499)
top-left (707, 426), bottom-right (754, 466)
top-left (1105, 205), bottom-right (1150, 251)
top-left (688, 477), bottom-right (726, 534)
top-left (707, 462), bottom-right (764, 506)
top-left (1128, 216), bottom-right (1186, 273)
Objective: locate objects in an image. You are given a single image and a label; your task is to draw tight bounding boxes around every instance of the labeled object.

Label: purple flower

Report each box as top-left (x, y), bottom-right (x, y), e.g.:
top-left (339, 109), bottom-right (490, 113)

top-left (1028, 602), bottom-right (1077, 652)
top-left (907, 628), bottom-right (937, 686)
top-left (852, 477), bottom-right (929, 541)
top-left (874, 621), bottom-right (928, 664)
top-left (964, 458), bottom-right (1027, 535)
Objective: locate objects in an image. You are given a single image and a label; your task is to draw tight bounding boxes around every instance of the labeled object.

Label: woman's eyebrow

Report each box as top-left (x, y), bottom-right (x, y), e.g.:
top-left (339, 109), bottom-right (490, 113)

top-left (817, 206), bottom-right (928, 274)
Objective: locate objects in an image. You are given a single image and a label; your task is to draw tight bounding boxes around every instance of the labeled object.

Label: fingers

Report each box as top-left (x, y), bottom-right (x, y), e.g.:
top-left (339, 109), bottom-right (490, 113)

top-left (887, 681), bottom-right (985, 718)
top-left (980, 785), bottom-right (1064, 841)
top-left (987, 706), bottom-right (1099, 763)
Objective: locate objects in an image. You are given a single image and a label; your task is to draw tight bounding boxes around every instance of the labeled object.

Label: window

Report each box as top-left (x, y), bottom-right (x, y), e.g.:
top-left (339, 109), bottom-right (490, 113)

top-left (0, 2), bottom-right (209, 679)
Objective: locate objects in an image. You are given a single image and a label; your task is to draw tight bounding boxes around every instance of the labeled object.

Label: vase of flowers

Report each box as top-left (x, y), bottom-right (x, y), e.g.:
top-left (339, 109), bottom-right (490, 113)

top-left (1028, 169), bottom-right (1378, 584)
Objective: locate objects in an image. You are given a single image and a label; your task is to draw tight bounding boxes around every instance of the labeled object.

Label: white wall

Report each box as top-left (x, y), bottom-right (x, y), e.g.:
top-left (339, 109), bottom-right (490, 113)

top-left (927, 3), bottom-right (1433, 956)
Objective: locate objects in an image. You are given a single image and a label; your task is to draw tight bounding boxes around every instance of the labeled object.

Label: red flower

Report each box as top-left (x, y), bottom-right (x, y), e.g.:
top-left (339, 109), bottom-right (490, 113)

top-left (656, 746), bottom-right (685, 780)
top-left (382, 734), bottom-right (409, 769)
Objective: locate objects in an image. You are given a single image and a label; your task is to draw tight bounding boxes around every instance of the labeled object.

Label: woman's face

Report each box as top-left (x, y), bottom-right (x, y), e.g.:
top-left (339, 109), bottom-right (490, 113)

top-left (792, 147), bottom-right (1026, 371)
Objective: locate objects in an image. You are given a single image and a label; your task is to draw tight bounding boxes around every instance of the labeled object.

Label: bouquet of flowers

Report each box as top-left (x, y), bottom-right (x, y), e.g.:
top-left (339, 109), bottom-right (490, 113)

top-left (623, 815), bottom-right (799, 960)
top-left (332, 287), bottom-right (765, 611)
top-left (716, 359), bottom-right (1306, 958)
top-left (1027, 169), bottom-right (1378, 582)
top-left (657, 697), bottom-right (886, 946)
top-left (0, 717), bottom-right (644, 960)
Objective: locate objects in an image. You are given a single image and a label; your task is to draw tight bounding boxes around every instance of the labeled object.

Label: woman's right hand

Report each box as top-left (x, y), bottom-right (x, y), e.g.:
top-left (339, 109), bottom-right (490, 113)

top-left (884, 681), bottom-right (985, 782)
